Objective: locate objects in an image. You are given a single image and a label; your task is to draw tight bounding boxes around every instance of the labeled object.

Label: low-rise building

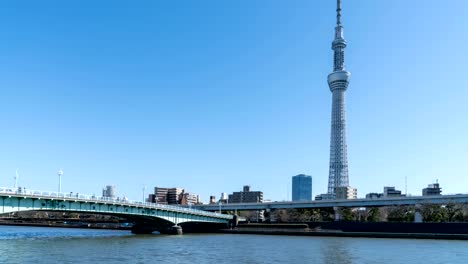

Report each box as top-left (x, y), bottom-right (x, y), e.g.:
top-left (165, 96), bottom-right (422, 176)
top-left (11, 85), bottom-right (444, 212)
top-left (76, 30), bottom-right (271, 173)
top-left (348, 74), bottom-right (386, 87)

top-left (181, 192), bottom-right (201, 205)
top-left (154, 187), bottom-right (169, 204)
top-left (335, 186), bottom-right (357, 200)
top-left (365, 192), bottom-right (384, 199)
top-left (151, 187), bottom-right (200, 205)
top-left (422, 182), bottom-right (442, 196)
top-left (219, 192), bottom-right (229, 204)
top-left (315, 193), bottom-right (335, 200)
top-left (167, 188), bottom-right (184, 204)
top-left (228, 185), bottom-right (263, 203)
top-left (315, 186), bottom-right (357, 200)
top-left (383, 186), bottom-right (405, 197)
top-left (148, 194), bottom-right (157, 203)
top-left (209, 196), bottom-right (216, 204)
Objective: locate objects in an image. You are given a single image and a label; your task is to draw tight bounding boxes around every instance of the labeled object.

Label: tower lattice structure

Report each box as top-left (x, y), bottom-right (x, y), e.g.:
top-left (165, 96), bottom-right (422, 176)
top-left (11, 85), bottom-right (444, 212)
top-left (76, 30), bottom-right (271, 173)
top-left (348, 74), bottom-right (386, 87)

top-left (327, 0), bottom-right (351, 196)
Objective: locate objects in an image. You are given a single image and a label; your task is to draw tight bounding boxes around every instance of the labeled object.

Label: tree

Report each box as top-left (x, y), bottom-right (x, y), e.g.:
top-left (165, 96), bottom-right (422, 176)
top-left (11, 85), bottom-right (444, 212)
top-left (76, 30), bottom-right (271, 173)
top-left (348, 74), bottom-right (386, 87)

top-left (421, 204), bottom-right (447, 222)
top-left (307, 209), bottom-right (323, 222)
top-left (386, 206), bottom-right (414, 222)
top-left (366, 207), bottom-right (381, 222)
top-left (339, 208), bottom-right (355, 221)
top-left (444, 203), bottom-right (464, 222)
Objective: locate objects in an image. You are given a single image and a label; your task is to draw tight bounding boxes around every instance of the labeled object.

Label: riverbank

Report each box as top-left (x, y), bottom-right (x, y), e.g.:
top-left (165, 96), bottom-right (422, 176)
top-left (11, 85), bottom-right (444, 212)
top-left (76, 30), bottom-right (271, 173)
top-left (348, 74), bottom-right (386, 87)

top-left (221, 222), bottom-right (468, 240)
top-left (221, 229), bottom-right (468, 240)
top-left (0, 221), bottom-right (130, 230)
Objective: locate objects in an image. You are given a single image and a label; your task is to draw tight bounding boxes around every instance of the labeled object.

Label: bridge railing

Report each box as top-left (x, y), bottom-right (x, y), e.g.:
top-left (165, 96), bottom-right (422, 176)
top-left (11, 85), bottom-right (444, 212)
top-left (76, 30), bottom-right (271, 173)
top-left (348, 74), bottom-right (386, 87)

top-left (0, 187), bottom-right (232, 219)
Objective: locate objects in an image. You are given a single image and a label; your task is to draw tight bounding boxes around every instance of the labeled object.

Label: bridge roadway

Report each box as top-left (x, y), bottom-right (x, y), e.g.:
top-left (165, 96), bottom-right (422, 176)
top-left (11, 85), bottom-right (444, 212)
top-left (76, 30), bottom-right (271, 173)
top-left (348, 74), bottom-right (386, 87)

top-left (0, 187), bottom-right (233, 234)
top-left (193, 194), bottom-right (468, 211)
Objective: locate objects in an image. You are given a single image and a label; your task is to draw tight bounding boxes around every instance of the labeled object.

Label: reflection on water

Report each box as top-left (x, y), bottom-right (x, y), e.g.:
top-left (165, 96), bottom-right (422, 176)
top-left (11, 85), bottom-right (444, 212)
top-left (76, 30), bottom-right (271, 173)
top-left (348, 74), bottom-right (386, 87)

top-left (321, 238), bottom-right (353, 264)
top-left (0, 226), bottom-right (467, 264)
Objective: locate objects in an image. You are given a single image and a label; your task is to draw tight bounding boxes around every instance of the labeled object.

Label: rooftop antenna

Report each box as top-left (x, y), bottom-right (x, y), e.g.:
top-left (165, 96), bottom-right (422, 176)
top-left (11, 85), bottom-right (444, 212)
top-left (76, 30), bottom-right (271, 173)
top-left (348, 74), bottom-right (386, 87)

top-left (14, 169), bottom-right (19, 189)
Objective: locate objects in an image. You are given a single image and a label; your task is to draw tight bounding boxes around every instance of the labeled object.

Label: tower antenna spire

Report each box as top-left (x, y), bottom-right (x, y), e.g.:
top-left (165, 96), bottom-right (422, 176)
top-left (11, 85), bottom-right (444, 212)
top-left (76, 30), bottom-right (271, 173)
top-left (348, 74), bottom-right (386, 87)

top-left (337, 0), bottom-right (342, 26)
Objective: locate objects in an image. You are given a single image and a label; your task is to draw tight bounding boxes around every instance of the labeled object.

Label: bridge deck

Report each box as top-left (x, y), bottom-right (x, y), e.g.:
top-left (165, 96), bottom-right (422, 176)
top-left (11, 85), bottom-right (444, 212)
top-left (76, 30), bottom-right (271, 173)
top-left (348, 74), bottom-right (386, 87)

top-left (0, 187), bottom-right (232, 221)
top-left (194, 194), bottom-right (468, 211)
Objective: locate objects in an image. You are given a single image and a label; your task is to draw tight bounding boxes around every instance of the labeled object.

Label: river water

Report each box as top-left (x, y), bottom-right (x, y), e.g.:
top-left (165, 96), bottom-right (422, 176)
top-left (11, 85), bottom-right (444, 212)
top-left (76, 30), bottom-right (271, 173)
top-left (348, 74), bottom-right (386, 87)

top-left (0, 226), bottom-right (467, 264)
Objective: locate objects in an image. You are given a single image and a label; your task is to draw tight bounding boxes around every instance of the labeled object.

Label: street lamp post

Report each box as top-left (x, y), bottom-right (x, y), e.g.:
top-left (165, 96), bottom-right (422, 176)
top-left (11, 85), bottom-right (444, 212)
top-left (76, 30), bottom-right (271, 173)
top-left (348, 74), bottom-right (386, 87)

top-left (14, 169), bottom-right (19, 191)
top-left (58, 169), bottom-right (64, 194)
top-left (142, 185), bottom-right (147, 203)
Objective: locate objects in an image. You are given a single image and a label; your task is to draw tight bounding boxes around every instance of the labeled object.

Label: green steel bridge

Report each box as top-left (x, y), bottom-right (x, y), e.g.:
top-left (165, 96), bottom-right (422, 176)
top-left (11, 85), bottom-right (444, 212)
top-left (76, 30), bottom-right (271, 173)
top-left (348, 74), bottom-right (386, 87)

top-left (0, 187), bottom-right (234, 234)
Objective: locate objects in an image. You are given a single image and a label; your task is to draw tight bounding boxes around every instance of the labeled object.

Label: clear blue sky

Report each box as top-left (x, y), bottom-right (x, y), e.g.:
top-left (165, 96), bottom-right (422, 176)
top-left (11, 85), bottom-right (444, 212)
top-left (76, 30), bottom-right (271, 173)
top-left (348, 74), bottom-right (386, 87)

top-left (0, 0), bottom-right (467, 202)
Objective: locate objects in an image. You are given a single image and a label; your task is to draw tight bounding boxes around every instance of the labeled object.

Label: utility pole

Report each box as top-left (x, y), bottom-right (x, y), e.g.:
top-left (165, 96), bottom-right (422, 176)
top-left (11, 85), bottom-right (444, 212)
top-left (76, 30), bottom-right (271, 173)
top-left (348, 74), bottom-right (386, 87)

top-left (405, 175), bottom-right (407, 195)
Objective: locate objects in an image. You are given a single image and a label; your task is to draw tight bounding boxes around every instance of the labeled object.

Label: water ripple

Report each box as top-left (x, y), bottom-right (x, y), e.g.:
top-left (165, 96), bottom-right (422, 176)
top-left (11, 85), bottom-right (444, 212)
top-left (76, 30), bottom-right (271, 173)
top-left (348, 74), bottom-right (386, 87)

top-left (0, 226), bottom-right (467, 264)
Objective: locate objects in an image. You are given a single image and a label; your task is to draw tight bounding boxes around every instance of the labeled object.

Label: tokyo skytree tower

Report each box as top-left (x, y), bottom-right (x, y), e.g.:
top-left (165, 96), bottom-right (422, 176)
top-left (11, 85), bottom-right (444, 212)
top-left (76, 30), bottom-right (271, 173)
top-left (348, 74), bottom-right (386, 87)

top-left (327, 0), bottom-right (351, 196)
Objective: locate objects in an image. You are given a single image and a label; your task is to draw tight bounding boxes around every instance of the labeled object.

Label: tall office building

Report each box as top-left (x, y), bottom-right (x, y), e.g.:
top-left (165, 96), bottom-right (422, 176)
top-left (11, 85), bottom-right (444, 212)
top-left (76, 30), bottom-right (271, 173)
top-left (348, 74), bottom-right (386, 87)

top-left (102, 185), bottom-right (116, 198)
top-left (327, 0), bottom-right (351, 196)
top-left (292, 174), bottom-right (312, 201)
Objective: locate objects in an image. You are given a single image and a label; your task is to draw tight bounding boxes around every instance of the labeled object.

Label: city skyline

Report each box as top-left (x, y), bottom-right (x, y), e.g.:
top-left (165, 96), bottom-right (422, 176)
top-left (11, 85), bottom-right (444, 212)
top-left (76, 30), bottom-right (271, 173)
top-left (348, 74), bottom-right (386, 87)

top-left (0, 1), bottom-right (467, 202)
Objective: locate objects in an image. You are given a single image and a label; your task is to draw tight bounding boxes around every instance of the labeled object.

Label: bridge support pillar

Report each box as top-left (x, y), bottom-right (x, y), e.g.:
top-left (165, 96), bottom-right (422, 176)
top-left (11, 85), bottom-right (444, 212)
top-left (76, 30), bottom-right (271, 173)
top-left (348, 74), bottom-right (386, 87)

top-left (131, 224), bottom-right (155, 234)
top-left (414, 204), bottom-right (423, 223)
top-left (172, 225), bottom-right (183, 235)
top-left (230, 215), bottom-right (239, 228)
top-left (333, 207), bottom-right (342, 221)
top-left (160, 225), bottom-right (182, 235)
top-left (267, 209), bottom-right (276, 223)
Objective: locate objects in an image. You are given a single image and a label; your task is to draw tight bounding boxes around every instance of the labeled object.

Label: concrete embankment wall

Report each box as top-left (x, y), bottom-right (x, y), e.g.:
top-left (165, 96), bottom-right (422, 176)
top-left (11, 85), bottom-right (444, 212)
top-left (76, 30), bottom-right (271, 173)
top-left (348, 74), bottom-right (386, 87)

top-left (223, 222), bottom-right (468, 240)
top-left (305, 221), bottom-right (468, 234)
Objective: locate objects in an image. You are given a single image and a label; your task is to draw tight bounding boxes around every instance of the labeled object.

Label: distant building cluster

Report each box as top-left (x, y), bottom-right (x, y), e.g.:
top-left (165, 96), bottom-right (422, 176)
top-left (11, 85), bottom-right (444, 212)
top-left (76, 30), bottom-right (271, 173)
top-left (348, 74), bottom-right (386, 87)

top-left (99, 179), bottom-right (444, 206)
top-left (208, 185), bottom-right (264, 205)
top-left (290, 173), bottom-right (356, 202)
top-left (315, 185), bottom-right (357, 201)
top-left (365, 182), bottom-right (442, 199)
top-left (209, 192), bottom-right (231, 204)
top-left (365, 186), bottom-right (405, 199)
top-left (148, 187), bottom-right (201, 205)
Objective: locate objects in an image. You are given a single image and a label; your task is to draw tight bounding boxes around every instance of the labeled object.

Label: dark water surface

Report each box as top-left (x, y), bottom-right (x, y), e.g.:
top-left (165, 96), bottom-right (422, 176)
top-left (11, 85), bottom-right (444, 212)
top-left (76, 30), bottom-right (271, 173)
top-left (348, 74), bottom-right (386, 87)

top-left (0, 226), bottom-right (467, 264)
